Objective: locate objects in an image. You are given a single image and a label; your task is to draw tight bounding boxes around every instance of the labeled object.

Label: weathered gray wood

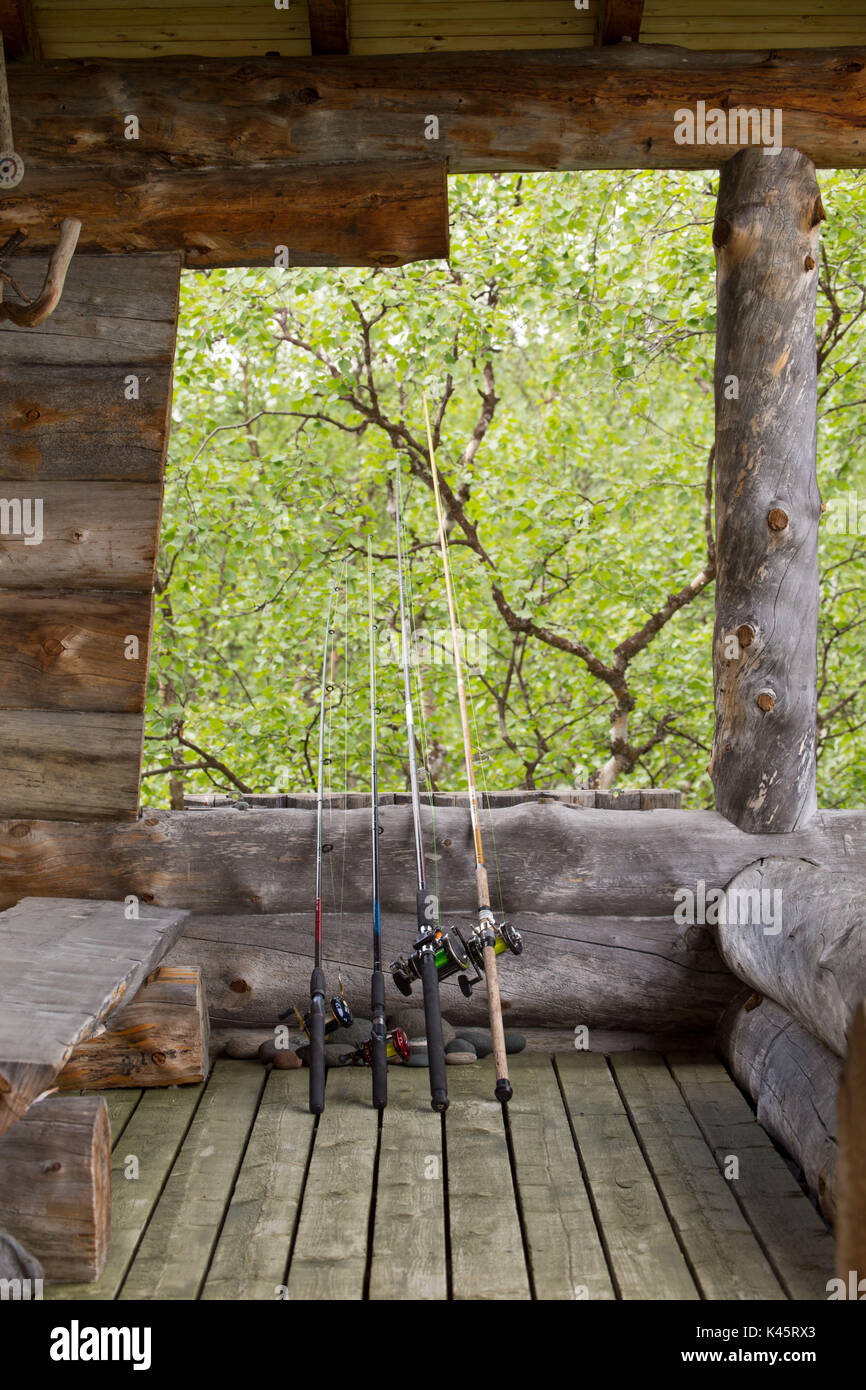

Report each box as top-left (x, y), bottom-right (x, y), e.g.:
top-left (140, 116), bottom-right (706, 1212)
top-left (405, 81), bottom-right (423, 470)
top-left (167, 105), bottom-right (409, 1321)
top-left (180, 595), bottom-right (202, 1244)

top-left (836, 1001), bottom-right (866, 1285)
top-left (6, 161), bottom-right (449, 268)
top-left (0, 480), bottom-right (161, 590)
top-left (118, 1060), bottom-right (264, 1300)
top-left (166, 907), bottom-right (736, 1034)
top-left (286, 1067), bottom-right (378, 1301)
top-left (595, 789), bottom-right (641, 811)
top-left (716, 857), bottom-right (866, 1056)
top-left (507, 1053), bottom-right (614, 1300)
top-left (104, 1091), bottom-right (142, 1146)
top-left (718, 992), bottom-right (840, 1221)
top-left (49, 1082), bottom-right (204, 1301)
top-left (0, 364), bottom-right (173, 482)
top-left (0, 591), bottom-right (152, 712)
top-left (0, 1095), bottom-right (110, 1282)
top-left (445, 1062), bottom-right (531, 1300)
top-left (367, 1065), bottom-right (447, 1302)
top-left (556, 1052), bottom-right (699, 1299)
top-left (711, 148), bottom-right (822, 833)
top-left (609, 1052), bottom-right (785, 1300)
top-left (202, 1068), bottom-right (314, 1301)
top-left (669, 1052), bottom-right (833, 1300)
top-left (4, 805), bottom-right (864, 917)
top-left (0, 896), bottom-right (188, 1132)
top-left (0, 711), bottom-right (148, 820)
top-left (0, 254), bottom-right (180, 366)
top-left (57, 966), bottom-right (209, 1092)
top-left (8, 49), bottom-right (866, 179)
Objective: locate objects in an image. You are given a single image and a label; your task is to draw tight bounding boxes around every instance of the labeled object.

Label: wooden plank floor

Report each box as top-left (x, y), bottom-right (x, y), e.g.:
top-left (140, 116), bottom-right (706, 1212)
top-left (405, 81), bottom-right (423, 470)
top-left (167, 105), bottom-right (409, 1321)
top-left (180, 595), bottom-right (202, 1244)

top-left (47, 1052), bottom-right (834, 1301)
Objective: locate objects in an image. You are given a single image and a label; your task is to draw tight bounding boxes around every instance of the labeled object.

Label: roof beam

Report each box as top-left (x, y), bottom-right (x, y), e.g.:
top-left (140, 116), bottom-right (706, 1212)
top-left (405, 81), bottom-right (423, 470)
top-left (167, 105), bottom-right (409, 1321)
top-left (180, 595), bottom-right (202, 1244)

top-left (4, 46), bottom-right (865, 191)
top-left (3, 159), bottom-right (449, 268)
top-left (308, 0), bottom-right (349, 55)
top-left (597, 1), bottom-right (645, 46)
top-left (0, 1), bottom-right (40, 60)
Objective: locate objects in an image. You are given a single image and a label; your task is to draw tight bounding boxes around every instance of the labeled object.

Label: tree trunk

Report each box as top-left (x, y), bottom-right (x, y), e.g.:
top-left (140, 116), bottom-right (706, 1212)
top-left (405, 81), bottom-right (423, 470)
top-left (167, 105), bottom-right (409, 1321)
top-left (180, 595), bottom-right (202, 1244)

top-left (711, 146), bottom-right (823, 833)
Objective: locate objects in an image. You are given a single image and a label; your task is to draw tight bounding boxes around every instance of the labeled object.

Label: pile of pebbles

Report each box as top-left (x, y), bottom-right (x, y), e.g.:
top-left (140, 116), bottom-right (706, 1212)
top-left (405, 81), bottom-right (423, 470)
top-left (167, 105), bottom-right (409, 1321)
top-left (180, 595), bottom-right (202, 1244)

top-left (221, 1011), bottom-right (526, 1069)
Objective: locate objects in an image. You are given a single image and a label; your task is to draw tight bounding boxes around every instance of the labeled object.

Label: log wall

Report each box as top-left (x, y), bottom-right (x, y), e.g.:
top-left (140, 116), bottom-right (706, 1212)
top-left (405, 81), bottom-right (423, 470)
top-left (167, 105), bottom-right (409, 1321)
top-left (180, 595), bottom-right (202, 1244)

top-left (1, 805), bottom-right (864, 1036)
top-left (0, 251), bottom-right (180, 820)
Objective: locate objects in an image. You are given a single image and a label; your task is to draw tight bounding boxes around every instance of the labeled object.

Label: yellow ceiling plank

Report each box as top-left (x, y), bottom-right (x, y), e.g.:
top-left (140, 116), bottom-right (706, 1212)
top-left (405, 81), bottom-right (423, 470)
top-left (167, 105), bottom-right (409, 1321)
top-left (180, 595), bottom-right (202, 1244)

top-left (354, 19), bottom-right (594, 36)
top-left (39, 38), bottom-right (312, 57)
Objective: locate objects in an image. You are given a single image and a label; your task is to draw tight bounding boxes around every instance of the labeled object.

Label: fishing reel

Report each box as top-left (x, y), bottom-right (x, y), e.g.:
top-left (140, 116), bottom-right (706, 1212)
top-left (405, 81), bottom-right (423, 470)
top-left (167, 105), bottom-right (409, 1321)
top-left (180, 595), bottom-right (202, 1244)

top-left (343, 1027), bottom-right (411, 1067)
top-left (455, 919), bottom-right (524, 998)
top-left (286, 991), bottom-right (353, 1039)
top-left (390, 926), bottom-right (472, 996)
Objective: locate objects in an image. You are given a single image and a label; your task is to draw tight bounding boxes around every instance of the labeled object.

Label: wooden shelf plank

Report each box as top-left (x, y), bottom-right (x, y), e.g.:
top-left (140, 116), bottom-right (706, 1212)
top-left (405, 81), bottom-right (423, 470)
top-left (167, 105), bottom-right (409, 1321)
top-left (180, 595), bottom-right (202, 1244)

top-left (0, 896), bottom-right (188, 1132)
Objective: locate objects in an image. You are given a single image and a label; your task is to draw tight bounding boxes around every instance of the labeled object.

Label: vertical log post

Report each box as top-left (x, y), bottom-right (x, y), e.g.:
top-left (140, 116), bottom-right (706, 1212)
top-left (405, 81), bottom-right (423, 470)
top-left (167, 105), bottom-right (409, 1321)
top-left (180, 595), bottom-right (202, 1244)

top-left (711, 147), bottom-right (824, 833)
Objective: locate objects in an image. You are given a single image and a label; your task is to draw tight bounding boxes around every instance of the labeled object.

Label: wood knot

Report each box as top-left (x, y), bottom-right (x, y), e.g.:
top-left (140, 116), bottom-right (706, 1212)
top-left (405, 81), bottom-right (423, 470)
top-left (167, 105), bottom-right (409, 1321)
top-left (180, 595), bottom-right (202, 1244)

top-left (151, 1051), bottom-right (167, 1066)
top-left (804, 255), bottom-right (815, 272)
top-left (295, 86), bottom-right (320, 105)
top-left (736, 623), bottom-right (755, 650)
top-left (744, 991), bottom-right (763, 1012)
top-left (767, 507), bottom-right (789, 532)
top-left (756, 689), bottom-right (776, 713)
top-left (712, 217), bottom-right (731, 249)
top-left (230, 978), bottom-right (251, 994)
top-left (9, 822), bottom-right (30, 838)
top-left (442, 838), bottom-right (452, 847)
top-left (375, 253), bottom-right (400, 266)
top-left (24, 407), bottom-right (40, 423)
top-left (810, 195), bottom-right (826, 228)
top-left (41, 1160), bottom-right (63, 1174)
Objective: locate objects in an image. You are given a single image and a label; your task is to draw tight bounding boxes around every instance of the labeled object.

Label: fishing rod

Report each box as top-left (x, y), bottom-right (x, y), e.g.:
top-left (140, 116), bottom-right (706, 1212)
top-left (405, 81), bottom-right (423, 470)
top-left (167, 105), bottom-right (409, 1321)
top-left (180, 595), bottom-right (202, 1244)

top-left (366, 538), bottom-right (389, 1109)
top-left (305, 570), bottom-right (352, 1115)
top-left (424, 397), bottom-right (523, 1105)
top-left (387, 462), bottom-right (451, 1114)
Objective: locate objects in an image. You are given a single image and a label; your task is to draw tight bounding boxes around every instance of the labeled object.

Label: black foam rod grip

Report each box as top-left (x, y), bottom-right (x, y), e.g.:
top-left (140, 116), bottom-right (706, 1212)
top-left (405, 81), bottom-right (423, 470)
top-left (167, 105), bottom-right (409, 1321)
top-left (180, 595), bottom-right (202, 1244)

top-left (309, 967), bottom-right (326, 1116)
top-left (371, 969), bottom-right (388, 1111)
top-left (419, 948), bottom-right (449, 1113)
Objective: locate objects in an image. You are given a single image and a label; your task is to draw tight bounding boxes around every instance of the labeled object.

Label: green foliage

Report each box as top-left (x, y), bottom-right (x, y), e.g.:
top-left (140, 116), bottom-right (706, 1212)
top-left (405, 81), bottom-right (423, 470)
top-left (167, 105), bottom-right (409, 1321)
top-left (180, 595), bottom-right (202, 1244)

top-left (146, 169), bottom-right (866, 808)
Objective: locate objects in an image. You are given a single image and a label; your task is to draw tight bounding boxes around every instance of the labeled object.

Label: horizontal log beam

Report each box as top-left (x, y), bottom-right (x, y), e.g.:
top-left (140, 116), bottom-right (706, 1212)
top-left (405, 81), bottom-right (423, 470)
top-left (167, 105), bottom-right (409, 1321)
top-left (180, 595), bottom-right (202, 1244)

top-left (3, 160), bottom-right (449, 268)
top-left (717, 858), bottom-right (866, 1057)
top-left (165, 908), bottom-right (737, 1034)
top-left (5, 47), bottom-right (866, 185)
top-left (0, 591), bottom-right (152, 713)
top-left (1, 806), bottom-right (864, 916)
top-left (718, 991), bottom-right (840, 1222)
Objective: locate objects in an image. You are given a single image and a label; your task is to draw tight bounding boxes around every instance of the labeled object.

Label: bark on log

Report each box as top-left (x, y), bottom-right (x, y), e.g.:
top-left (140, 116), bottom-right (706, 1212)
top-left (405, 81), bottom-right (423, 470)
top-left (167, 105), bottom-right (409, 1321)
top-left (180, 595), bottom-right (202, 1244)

top-left (712, 147), bottom-right (823, 833)
top-left (1, 806), bottom-right (863, 917)
top-left (716, 857), bottom-right (866, 1057)
top-left (718, 991), bottom-right (839, 1222)
top-left (165, 908), bottom-right (738, 1034)
top-left (57, 966), bottom-right (209, 1092)
top-left (836, 1001), bottom-right (866, 1283)
top-left (8, 48), bottom-right (866, 177)
top-left (0, 897), bottom-right (188, 1132)
top-left (4, 160), bottom-right (449, 268)
top-left (0, 1096), bottom-right (110, 1282)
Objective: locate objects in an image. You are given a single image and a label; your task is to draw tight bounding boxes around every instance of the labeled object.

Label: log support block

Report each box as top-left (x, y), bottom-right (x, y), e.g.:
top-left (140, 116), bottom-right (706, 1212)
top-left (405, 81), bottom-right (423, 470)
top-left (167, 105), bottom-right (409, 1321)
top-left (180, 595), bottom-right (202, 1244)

top-left (0, 1096), bottom-right (110, 1282)
top-left (836, 1001), bottom-right (866, 1285)
top-left (711, 147), bottom-right (823, 833)
top-left (57, 966), bottom-right (209, 1092)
